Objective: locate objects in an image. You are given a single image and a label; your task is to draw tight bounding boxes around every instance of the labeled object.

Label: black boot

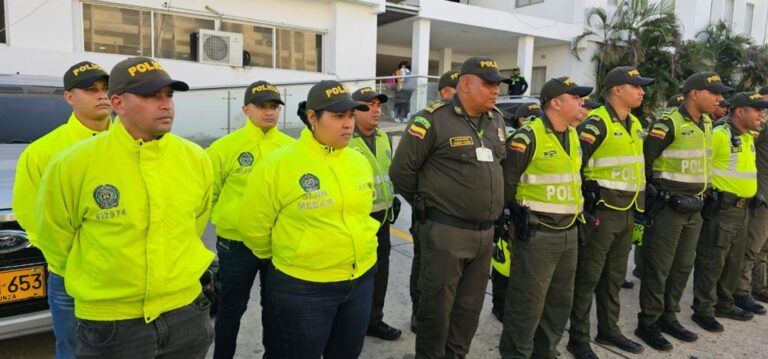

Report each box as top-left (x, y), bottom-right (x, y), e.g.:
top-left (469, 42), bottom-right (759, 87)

top-left (635, 323), bottom-right (672, 351)
top-left (735, 295), bottom-right (767, 315)
top-left (566, 340), bottom-right (599, 359)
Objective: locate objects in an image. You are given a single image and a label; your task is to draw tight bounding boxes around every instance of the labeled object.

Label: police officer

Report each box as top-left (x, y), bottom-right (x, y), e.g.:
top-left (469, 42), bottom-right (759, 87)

top-left (736, 89), bottom-right (768, 308)
top-left (691, 92), bottom-right (767, 333)
top-left (348, 86), bottom-right (402, 340)
top-left (507, 66), bottom-right (529, 96)
top-left (206, 80), bottom-right (293, 358)
top-left (667, 94), bottom-right (684, 109)
top-left (512, 102), bottom-right (543, 128)
top-left (36, 57), bottom-right (214, 358)
top-left (576, 95), bottom-right (602, 127)
top-left (567, 66), bottom-right (654, 358)
top-left (499, 76), bottom-right (592, 359)
top-left (391, 56), bottom-right (508, 358)
top-left (238, 80), bottom-right (378, 358)
top-left (636, 72), bottom-right (732, 351)
top-left (438, 70), bottom-right (460, 101)
top-left (13, 60), bottom-right (110, 359)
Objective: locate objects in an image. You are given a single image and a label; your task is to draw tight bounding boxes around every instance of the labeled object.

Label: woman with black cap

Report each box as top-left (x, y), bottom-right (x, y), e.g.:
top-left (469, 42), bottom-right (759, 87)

top-left (239, 80), bottom-right (379, 358)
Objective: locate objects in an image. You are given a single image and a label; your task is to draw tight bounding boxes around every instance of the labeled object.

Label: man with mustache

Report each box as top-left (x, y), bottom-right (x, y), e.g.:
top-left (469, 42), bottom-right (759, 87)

top-left (567, 66), bottom-right (654, 358)
top-left (391, 56), bottom-right (508, 358)
top-left (13, 60), bottom-right (111, 359)
top-left (35, 57), bottom-right (215, 358)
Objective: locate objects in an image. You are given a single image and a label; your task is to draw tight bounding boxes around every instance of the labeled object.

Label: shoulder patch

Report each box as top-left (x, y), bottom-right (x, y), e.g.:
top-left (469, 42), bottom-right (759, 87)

top-left (413, 116), bottom-right (431, 129)
top-left (512, 132), bottom-right (531, 145)
top-left (424, 100), bottom-right (446, 113)
top-left (407, 123), bottom-right (428, 139)
top-left (579, 132), bottom-right (596, 144)
top-left (584, 124), bottom-right (601, 136)
top-left (652, 122), bottom-right (670, 132)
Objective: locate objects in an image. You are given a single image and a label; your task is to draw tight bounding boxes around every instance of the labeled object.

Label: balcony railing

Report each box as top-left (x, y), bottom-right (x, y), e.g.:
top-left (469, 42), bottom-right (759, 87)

top-left (172, 75), bottom-right (440, 146)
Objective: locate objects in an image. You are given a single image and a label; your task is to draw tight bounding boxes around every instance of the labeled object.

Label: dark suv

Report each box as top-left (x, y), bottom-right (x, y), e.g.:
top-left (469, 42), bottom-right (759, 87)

top-left (0, 74), bottom-right (71, 340)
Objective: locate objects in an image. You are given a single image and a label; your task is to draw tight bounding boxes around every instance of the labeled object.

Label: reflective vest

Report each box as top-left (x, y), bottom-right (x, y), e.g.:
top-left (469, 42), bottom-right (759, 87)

top-left (516, 118), bottom-right (584, 228)
top-left (348, 128), bottom-right (395, 218)
top-left (652, 110), bottom-right (712, 195)
top-left (582, 106), bottom-right (645, 211)
top-left (711, 122), bottom-right (757, 198)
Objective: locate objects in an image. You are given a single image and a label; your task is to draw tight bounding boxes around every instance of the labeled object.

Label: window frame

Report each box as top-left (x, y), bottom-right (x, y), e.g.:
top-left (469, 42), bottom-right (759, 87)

top-left (516, 0), bottom-right (544, 8)
top-left (79, 1), bottom-right (325, 73)
top-left (1, 0), bottom-right (8, 45)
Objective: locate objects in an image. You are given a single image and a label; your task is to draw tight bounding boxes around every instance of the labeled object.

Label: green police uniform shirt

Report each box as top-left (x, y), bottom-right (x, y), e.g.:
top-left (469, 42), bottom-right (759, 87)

top-left (390, 95), bottom-right (507, 223)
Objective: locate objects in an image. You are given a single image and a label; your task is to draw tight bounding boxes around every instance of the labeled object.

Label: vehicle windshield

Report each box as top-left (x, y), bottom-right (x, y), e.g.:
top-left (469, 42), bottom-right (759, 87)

top-left (0, 87), bottom-right (71, 144)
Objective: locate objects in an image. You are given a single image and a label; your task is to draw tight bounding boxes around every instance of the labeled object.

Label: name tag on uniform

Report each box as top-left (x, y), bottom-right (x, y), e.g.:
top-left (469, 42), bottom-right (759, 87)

top-left (476, 147), bottom-right (493, 162)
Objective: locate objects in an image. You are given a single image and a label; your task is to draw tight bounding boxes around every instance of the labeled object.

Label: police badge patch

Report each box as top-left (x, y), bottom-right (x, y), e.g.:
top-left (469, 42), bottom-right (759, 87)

top-left (238, 152), bottom-right (254, 166)
top-left (93, 184), bottom-right (120, 209)
top-left (299, 173), bottom-right (321, 192)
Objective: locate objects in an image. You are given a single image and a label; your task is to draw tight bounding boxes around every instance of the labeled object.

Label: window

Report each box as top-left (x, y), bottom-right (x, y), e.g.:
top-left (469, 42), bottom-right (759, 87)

top-left (724, 0), bottom-right (735, 27)
top-left (744, 3), bottom-right (754, 36)
top-left (221, 22), bottom-right (273, 67)
top-left (276, 29), bottom-right (322, 72)
top-left (82, 2), bottom-right (323, 72)
top-left (83, 4), bottom-right (151, 56)
top-left (530, 67), bottom-right (546, 96)
top-left (1, 1), bottom-right (6, 44)
top-left (516, 0), bottom-right (544, 8)
top-left (154, 13), bottom-right (214, 61)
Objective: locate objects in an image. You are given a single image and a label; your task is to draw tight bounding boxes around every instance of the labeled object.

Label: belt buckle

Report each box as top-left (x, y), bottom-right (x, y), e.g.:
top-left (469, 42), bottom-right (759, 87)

top-left (736, 198), bottom-right (747, 208)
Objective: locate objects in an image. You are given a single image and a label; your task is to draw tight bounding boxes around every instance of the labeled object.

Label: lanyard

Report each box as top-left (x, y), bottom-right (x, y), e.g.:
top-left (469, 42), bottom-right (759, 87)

top-left (462, 114), bottom-right (486, 147)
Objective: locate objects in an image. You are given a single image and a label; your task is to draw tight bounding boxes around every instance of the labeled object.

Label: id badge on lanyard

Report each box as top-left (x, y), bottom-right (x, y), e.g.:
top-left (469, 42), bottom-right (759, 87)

top-left (463, 114), bottom-right (493, 162)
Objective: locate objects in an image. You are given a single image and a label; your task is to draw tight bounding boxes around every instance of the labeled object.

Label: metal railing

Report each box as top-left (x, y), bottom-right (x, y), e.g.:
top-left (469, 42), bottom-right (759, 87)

top-left (172, 75), bottom-right (440, 146)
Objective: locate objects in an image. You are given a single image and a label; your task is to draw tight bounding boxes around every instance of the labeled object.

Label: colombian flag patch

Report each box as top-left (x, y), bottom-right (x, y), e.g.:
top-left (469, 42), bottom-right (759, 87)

top-left (579, 132), bottom-right (596, 144)
top-left (649, 128), bottom-right (666, 139)
top-left (408, 124), bottom-right (427, 139)
top-left (510, 141), bottom-right (527, 153)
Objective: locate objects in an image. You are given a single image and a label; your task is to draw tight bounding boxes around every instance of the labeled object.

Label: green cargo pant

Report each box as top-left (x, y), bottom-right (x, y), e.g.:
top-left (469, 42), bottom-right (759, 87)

top-left (569, 207), bottom-right (633, 343)
top-left (499, 226), bottom-right (578, 359)
top-left (736, 205), bottom-right (768, 296)
top-left (415, 220), bottom-right (493, 359)
top-left (693, 205), bottom-right (748, 315)
top-left (638, 206), bottom-right (702, 326)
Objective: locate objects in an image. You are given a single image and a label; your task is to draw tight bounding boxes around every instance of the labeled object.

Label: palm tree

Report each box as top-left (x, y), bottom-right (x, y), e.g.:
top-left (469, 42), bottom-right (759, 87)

top-left (680, 21), bottom-right (752, 89)
top-left (571, 0), bottom-right (683, 117)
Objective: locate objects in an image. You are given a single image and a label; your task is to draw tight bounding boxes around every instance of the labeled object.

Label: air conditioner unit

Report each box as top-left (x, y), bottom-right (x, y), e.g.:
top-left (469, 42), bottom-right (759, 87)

top-left (196, 29), bottom-right (244, 67)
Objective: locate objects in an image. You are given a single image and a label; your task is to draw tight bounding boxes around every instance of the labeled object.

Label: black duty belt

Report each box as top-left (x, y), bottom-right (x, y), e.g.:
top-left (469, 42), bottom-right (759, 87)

top-left (425, 208), bottom-right (494, 231)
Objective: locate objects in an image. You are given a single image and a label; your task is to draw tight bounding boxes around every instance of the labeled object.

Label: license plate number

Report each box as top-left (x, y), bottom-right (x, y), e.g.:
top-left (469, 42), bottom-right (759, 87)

top-left (0, 266), bottom-right (46, 304)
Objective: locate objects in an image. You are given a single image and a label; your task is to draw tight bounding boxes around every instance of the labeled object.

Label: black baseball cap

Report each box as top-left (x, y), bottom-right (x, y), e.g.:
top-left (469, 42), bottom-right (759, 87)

top-left (728, 92), bottom-right (768, 110)
top-left (582, 95), bottom-right (601, 109)
top-left (667, 94), bottom-right (684, 107)
top-left (459, 56), bottom-right (511, 84)
top-left (108, 57), bottom-right (189, 97)
top-left (539, 77), bottom-right (593, 104)
top-left (603, 66), bottom-right (654, 89)
top-left (307, 80), bottom-right (369, 112)
top-left (244, 81), bottom-right (284, 106)
top-left (438, 70), bottom-right (460, 90)
top-left (515, 102), bottom-right (543, 118)
top-left (63, 61), bottom-right (109, 91)
top-left (352, 87), bottom-right (388, 104)
top-left (682, 72), bottom-right (733, 94)
top-left (759, 86), bottom-right (768, 95)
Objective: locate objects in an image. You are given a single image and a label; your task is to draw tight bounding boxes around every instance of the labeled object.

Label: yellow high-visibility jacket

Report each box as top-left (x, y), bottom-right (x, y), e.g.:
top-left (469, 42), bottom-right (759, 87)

top-left (35, 119), bottom-right (214, 323)
top-left (206, 120), bottom-right (293, 241)
top-left (13, 113), bottom-right (110, 256)
top-left (238, 129), bottom-right (379, 282)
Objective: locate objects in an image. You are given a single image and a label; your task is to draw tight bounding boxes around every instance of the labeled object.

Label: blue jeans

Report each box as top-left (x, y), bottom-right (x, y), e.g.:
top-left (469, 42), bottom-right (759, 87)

top-left (267, 265), bottom-right (375, 359)
top-left (75, 293), bottom-right (213, 358)
top-left (48, 271), bottom-right (76, 359)
top-left (214, 237), bottom-right (271, 359)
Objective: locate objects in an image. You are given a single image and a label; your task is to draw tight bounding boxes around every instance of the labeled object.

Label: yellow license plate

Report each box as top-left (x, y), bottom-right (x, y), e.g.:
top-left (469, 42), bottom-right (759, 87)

top-left (0, 266), bottom-right (46, 304)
